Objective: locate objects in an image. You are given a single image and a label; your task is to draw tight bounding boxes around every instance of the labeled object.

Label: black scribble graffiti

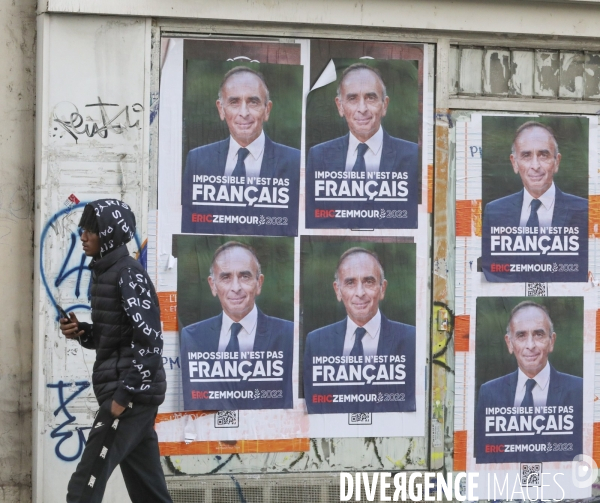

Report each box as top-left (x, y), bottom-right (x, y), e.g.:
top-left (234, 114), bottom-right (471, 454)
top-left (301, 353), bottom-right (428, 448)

top-left (164, 456), bottom-right (186, 475)
top-left (432, 301), bottom-right (455, 375)
top-left (433, 360), bottom-right (454, 373)
top-left (206, 453), bottom-right (237, 474)
top-left (364, 437), bottom-right (384, 468)
top-left (405, 439), bottom-right (414, 466)
top-left (52, 97), bottom-right (143, 143)
top-left (310, 438), bottom-right (322, 463)
top-left (288, 451), bottom-right (305, 468)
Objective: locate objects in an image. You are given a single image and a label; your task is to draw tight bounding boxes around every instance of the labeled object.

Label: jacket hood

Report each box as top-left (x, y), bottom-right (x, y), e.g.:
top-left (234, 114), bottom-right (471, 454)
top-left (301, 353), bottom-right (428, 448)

top-left (87, 199), bottom-right (136, 257)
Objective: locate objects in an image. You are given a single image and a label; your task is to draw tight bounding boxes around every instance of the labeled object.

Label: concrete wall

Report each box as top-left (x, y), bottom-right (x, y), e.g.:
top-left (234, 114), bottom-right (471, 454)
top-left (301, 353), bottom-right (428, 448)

top-left (0, 0), bottom-right (36, 501)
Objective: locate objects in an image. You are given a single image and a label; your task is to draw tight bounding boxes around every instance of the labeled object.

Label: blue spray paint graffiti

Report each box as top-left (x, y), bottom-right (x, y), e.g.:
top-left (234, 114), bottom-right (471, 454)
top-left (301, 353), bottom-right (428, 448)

top-left (40, 202), bottom-right (143, 320)
top-left (40, 202), bottom-right (91, 320)
top-left (46, 380), bottom-right (92, 462)
top-left (162, 356), bottom-right (181, 369)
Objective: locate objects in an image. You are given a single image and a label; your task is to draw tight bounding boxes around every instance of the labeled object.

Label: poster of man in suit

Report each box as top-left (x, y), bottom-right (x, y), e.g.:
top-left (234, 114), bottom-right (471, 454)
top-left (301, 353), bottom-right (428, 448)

top-left (304, 59), bottom-right (421, 230)
top-left (176, 235), bottom-right (294, 410)
top-left (181, 61), bottom-right (303, 237)
top-left (481, 116), bottom-right (589, 282)
top-left (474, 297), bottom-right (583, 463)
top-left (301, 237), bottom-right (416, 414)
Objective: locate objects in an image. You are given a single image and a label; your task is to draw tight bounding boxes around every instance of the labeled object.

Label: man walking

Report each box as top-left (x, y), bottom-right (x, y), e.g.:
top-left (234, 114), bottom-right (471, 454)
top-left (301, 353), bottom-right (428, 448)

top-left (59, 199), bottom-right (172, 503)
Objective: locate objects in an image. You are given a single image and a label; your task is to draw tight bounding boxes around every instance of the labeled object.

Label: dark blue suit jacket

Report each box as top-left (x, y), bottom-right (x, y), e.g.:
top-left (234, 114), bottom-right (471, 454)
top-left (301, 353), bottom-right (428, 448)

top-left (483, 187), bottom-right (588, 230)
top-left (181, 134), bottom-right (300, 235)
top-left (303, 314), bottom-right (416, 413)
top-left (183, 134), bottom-right (300, 179)
top-left (180, 309), bottom-right (294, 409)
top-left (307, 130), bottom-right (418, 174)
top-left (181, 309), bottom-right (293, 354)
top-left (475, 365), bottom-right (583, 462)
top-left (305, 130), bottom-right (419, 229)
top-left (482, 187), bottom-right (588, 282)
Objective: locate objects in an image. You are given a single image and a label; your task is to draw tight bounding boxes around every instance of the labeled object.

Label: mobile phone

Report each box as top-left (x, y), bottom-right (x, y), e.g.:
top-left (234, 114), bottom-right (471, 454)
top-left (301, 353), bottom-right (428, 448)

top-left (57, 306), bottom-right (69, 320)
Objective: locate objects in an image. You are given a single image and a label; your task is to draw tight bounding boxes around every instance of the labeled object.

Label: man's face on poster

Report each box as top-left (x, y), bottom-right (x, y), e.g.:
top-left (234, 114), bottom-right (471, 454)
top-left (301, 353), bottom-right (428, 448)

top-left (208, 246), bottom-right (264, 322)
top-left (216, 72), bottom-right (273, 147)
top-left (333, 252), bottom-right (387, 326)
top-left (335, 68), bottom-right (389, 143)
top-left (504, 305), bottom-right (556, 379)
top-left (510, 126), bottom-right (561, 199)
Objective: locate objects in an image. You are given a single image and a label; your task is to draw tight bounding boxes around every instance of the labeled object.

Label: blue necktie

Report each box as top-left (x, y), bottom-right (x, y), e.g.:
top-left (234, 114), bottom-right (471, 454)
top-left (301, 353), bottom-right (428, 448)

top-left (349, 327), bottom-right (367, 358)
top-left (520, 378), bottom-right (536, 408)
top-left (526, 199), bottom-right (542, 229)
top-left (225, 322), bottom-right (242, 354)
top-left (232, 147), bottom-right (250, 179)
top-left (352, 143), bottom-right (369, 173)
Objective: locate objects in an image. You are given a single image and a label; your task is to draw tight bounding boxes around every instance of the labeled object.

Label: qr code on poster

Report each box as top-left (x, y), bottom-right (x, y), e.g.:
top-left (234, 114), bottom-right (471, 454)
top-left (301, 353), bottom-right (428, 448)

top-left (520, 463), bottom-right (542, 486)
top-left (215, 410), bottom-right (239, 428)
top-left (348, 413), bottom-right (372, 425)
top-left (526, 283), bottom-right (547, 297)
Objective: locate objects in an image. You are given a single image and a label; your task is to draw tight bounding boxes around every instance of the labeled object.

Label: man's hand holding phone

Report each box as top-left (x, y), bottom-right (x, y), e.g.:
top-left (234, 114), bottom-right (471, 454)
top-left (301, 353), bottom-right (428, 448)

top-left (59, 310), bottom-right (85, 339)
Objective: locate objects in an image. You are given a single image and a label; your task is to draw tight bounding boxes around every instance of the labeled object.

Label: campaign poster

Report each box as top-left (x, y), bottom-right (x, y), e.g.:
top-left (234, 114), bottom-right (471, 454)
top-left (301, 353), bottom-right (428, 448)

top-left (175, 235), bottom-right (294, 410)
top-left (304, 56), bottom-right (421, 230)
top-left (481, 116), bottom-right (589, 282)
top-left (474, 297), bottom-right (583, 464)
top-left (181, 59), bottom-right (303, 237)
top-left (301, 236), bottom-right (416, 413)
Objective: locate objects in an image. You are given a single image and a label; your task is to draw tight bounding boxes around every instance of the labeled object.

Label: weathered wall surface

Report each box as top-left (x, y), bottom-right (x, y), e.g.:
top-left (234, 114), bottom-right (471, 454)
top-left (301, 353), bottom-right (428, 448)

top-left (32, 14), bottom-right (151, 503)
top-left (0, 0), bottom-right (36, 501)
top-left (41, 0), bottom-right (600, 39)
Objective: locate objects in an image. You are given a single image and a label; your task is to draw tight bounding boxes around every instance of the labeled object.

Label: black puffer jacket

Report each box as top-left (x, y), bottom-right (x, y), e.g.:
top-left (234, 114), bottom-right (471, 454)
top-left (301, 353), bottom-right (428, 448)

top-left (78, 199), bottom-right (166, 406)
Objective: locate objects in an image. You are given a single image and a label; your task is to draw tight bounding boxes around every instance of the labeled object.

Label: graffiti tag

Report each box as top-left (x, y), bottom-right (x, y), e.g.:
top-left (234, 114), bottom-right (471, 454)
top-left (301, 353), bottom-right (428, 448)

top-left (52, 97), bottom-right (143, 143)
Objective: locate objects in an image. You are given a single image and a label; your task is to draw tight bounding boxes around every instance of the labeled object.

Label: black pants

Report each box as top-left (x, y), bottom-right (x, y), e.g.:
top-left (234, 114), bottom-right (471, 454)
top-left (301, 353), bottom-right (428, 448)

top-left (66, 399), bottom-right (173, 503)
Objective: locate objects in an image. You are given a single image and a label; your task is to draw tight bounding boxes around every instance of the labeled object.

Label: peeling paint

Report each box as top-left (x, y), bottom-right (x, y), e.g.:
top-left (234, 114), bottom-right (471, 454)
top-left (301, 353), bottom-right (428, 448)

top-left (510, 50), bottom-right (534, 97)
top-left (483, 49), bottom-right (510, 95)
top-left (535, 50), bottom-right (560, 97)
top-left (453, 45), bottom-right (600, 102)
top-left (585, 53), bottom-right (600, 99)
top-left (559, 51), bottom-right (585, 98)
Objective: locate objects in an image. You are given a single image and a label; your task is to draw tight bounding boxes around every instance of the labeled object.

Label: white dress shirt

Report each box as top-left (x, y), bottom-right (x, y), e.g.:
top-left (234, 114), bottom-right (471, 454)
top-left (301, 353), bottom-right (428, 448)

top-left (519, 183), bottom-right (556, 228)
top-left (344, 126), bottom-right (384, 173)
top-left (223, 131), bottom-right (265, 179)
top-left (513, 361), bottom-right (551, 408)
top-left (342, 310), bottom-right (382, 357)
top-left (217, 305), bottom-right (258, 354)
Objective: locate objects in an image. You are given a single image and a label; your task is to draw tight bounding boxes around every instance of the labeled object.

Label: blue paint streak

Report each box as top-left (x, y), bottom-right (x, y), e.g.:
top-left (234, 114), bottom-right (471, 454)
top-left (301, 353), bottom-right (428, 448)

top-left (229, 476), bottom-right (247, 503)
top-left (41, 203), bottom-right (146, 318)
top-left (40, 203), bottom-right (90, 319)
top-left (135, 234), bottom-right (147, 269)
top-left (149, 94), bottom-right (159, 125)
top-left (47, 380), bottom-right (92, 461)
